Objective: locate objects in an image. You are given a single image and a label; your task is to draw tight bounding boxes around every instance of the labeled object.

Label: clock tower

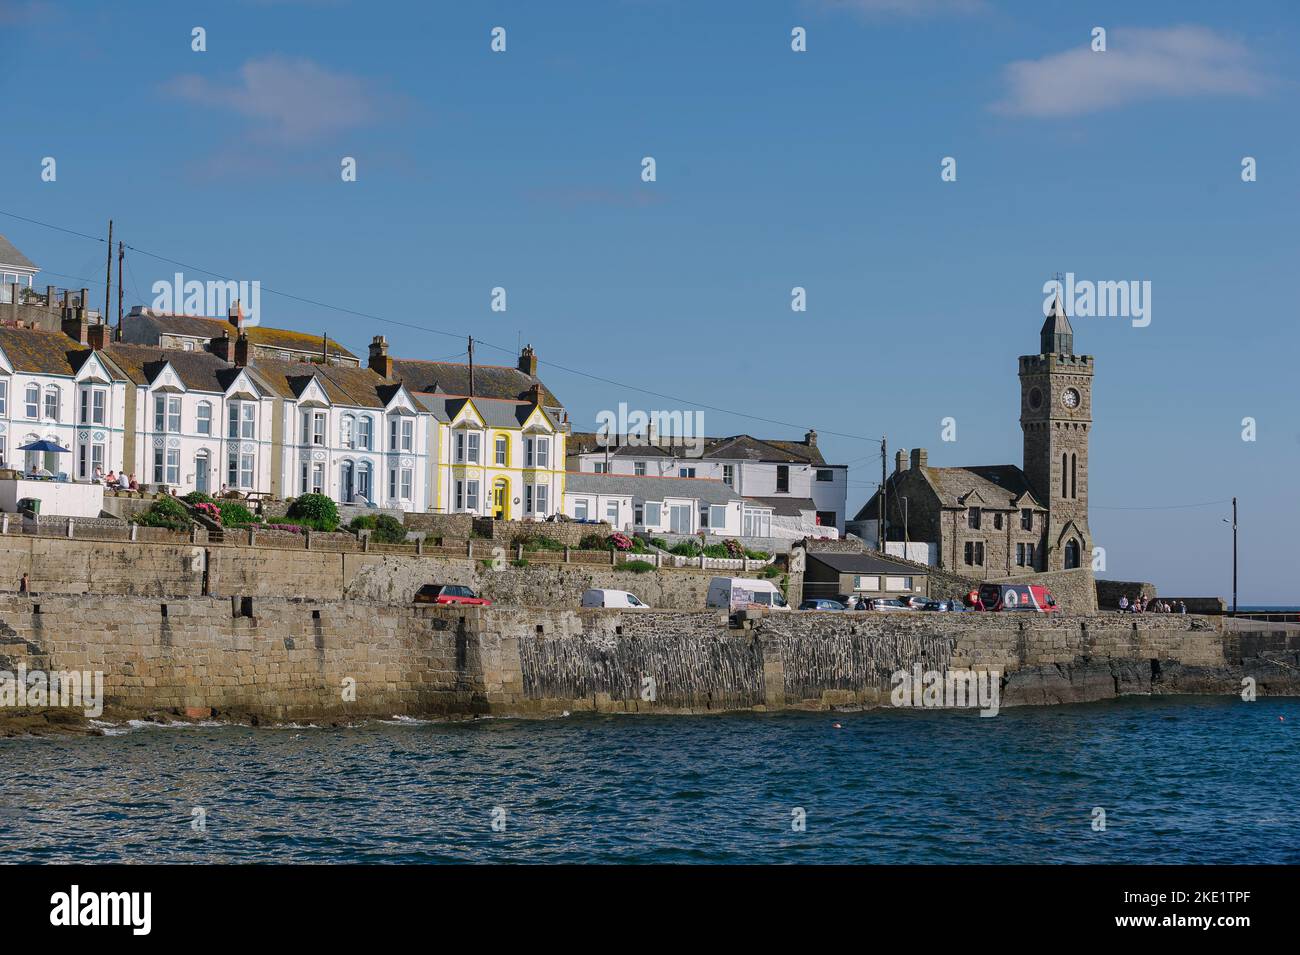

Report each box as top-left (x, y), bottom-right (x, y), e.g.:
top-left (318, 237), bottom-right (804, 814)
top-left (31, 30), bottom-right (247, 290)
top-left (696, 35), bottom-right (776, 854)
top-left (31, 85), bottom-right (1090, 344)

top-left (1019, 296), bottom-right (1093, 570)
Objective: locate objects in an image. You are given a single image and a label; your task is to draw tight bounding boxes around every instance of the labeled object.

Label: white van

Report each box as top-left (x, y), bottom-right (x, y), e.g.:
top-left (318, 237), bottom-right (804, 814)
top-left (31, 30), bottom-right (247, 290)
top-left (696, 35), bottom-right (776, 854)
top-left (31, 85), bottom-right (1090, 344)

top-left (581, 589), bottom-right (651, 609)
top-left (705, 577), bottom-right (791, 612)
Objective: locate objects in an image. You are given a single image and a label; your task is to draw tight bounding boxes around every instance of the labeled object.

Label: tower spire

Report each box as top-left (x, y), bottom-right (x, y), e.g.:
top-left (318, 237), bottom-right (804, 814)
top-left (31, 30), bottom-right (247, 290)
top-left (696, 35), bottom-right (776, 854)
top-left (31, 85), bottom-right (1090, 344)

top-left (1040, 277), bottom-right (1074, 355)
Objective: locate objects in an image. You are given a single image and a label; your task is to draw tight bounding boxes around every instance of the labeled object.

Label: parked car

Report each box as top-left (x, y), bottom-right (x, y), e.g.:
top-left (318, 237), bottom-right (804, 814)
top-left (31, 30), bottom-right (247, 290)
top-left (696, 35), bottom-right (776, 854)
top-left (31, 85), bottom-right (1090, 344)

top-left (799, 598), bottom-right (846, 611)
top-left (581, 589), bottom-right (650, 609)
top-left (705, 576), bottom-right (791, 611)
top-left (413, 584), bottom-right (491, 606)
top-left (863, 597), bottom-right (912, 612)
top-left (921, 598), bottom-right (969, 612)
top-left (975, 582), bottom-right (1059, 612)
top-left (904, 595), bottom-right (931, 610)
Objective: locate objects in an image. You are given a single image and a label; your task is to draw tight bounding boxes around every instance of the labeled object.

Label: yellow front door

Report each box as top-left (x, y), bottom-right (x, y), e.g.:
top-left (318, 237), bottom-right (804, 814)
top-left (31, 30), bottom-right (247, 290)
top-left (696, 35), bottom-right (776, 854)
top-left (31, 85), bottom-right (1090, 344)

top-left (493, 478), bottom-right (509, 520)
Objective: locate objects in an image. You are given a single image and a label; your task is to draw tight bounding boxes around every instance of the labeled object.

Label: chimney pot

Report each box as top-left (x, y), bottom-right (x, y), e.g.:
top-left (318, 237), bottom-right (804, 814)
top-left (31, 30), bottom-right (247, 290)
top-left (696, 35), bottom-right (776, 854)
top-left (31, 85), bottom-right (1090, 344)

top-left (518, 343), bottom-right (538, 377)
top-left (805, 429), bottom-right (818, 447)
top-left (368, 335), bottom-right (394, 378)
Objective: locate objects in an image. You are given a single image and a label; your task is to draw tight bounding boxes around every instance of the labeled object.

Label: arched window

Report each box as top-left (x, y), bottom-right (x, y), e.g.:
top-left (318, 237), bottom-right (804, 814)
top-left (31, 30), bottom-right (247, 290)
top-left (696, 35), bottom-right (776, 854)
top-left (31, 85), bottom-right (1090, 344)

top-left (1061, 452), bottom-right (1068, 498)
top-left (357, 416), bottom-right (372, 451)
top-left (43, 385), bottom-right (60, 420)
top-left (196, 401), bottom-right (213, 435)
top-left (341, 414), bottom-right (355, 450)
top-left (1064, 539), bottom-right (1081, 569)
top-left (1070, 453), bottom-right (1077, 499)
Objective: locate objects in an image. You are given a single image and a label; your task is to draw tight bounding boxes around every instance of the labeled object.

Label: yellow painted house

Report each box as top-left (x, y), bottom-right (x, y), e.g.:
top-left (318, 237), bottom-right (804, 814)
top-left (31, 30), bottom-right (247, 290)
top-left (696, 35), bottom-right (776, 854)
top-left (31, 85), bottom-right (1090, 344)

top-left (420, 394), bottom-right (566, 518)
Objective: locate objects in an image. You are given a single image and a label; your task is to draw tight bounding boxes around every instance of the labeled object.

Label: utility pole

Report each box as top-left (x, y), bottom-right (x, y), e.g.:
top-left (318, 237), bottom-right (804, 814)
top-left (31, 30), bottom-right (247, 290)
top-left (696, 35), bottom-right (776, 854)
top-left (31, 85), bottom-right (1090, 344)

top-left (116, 241), bottom-right (124, 334)
top-left (878, 437), bottom-right (887, 552)
top-left (467, 336), bottom-right (475, 397)
top-left (104, 219), bottom-right (113, 322)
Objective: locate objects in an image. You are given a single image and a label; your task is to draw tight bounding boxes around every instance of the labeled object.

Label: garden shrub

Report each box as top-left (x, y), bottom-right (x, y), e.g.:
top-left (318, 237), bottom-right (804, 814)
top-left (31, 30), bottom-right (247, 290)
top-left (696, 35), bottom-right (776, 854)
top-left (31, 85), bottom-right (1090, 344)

top-left (286, 493), bottom-right (339, 531)
top-left (350, 514), bottom-right (407, 544)
top-left (619, 560), bottom-right (654, 573)
top-left (132, 496), bottom-right (191, 531)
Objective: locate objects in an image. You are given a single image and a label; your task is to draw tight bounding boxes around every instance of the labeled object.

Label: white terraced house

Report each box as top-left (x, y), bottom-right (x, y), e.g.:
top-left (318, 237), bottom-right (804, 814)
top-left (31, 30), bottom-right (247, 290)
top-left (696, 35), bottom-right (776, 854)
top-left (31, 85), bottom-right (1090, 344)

top-left (562, 472), bottom-right (772, 538)
top-left (255, 359), bottom-right (432, 512)
top-left (109, 344), bottom-right (277, 496)
top-left (567, 429), bottom-right (846, 538)
top-left (0, 323), bottom-right (131, 479)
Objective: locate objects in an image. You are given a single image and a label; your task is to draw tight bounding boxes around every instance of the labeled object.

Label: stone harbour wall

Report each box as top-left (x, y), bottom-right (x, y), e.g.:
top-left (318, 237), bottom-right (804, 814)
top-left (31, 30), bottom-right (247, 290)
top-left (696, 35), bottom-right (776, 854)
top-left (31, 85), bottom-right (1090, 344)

top-left (3, 597), bottom-right (1294, 728)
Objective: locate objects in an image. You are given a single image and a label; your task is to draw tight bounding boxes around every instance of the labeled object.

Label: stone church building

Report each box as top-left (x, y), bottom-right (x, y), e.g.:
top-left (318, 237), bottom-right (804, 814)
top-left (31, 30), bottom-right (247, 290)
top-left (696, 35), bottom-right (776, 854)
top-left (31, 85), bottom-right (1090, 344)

top-left (849, 300), bottom-right (1093, 576)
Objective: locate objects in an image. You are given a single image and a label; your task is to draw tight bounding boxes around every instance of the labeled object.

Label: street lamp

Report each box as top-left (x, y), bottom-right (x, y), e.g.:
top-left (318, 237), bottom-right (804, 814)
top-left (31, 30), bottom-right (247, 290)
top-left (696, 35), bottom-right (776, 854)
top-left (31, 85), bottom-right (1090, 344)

top-left (1222, 497), bottom-right (1237, 615)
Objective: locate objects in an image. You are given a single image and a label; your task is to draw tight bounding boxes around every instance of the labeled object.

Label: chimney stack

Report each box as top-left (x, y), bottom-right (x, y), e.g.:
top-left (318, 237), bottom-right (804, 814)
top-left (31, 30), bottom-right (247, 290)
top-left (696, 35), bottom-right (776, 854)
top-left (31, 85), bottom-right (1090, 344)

top-left (211, 333), bottom-right (236, 363)
top-left (87, 322), bottom-right (108, 351)
top-left (234, 333), bottom-right (250, 367)
top-left (527, 382), bottom-right (543, 406)
top-left (805, 429), bottom-right (817, 448)
top-left (228, 300), bottom-right (245, 332)
top-left (61, 310), bottom-right (90, 345)
top-left (518, 343), bottom-right (538, 377)
top-left (895, 450), bottom-right (906, 474)
top-left (910, 448), bottom-right (928, 470)
top-left (369, 335), bottom-right (394, 378)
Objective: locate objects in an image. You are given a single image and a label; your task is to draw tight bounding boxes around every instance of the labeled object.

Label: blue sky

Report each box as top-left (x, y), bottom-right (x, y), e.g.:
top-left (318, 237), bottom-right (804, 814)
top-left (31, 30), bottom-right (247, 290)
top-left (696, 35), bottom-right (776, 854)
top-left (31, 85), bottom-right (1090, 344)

top-left (1, 0), bottom-right (1296, 601)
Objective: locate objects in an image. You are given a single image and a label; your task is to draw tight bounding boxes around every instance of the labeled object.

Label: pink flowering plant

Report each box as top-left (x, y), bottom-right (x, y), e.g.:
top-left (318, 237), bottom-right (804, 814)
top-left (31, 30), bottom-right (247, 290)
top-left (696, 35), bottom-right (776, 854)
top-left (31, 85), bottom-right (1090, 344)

top-left (609, 531), bottom-right (634, 551)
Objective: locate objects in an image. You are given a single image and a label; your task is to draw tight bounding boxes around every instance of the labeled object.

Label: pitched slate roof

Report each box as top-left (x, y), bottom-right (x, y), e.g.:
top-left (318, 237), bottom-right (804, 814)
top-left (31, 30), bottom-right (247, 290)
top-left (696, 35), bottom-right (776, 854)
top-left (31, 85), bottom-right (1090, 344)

top-left (567, 431), bottom-right (826, 465)
top-left (418, 394), bottom-right (547, 429)
top-left (120, 311), bottom-right (358, 360)
top-left (390, 358), bottom-right (562, 409)
top-left (922, 465), bottom-right (1041, 507)
top-left (250, 358), bottom-right (399, 409)
top-left (0, 234), bottom-right (38, 271)
top-left (806, 551), bottom-right (925, 576)
top-left (104, 342), bottom-right (244, 393)
top-left (0, 326), bottom-right (121, 378)
top-left (852, 462), bottom-right (1044, 522)
top-left (565, 471), bottom-right (744, 506)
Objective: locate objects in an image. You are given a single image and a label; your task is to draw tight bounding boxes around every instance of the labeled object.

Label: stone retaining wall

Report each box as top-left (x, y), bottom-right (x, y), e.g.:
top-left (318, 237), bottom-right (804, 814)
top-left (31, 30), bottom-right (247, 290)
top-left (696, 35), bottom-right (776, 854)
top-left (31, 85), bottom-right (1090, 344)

top-left (1, 597), bottom-right (1286, 725)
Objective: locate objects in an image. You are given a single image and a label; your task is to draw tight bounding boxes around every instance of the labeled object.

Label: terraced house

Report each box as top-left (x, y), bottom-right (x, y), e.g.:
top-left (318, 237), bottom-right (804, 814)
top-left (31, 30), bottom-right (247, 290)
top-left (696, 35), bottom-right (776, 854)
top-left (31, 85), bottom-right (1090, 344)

top-left (567, 429), bottom-right (846, 538)
top-left (375, 340), bottom-right (568, 518)
top-left (107, 342), bottom-right (276, 495)
top-left (0, 320), bottom-right (130, 478)
top-left (255, 358), bottom-right (430, 511)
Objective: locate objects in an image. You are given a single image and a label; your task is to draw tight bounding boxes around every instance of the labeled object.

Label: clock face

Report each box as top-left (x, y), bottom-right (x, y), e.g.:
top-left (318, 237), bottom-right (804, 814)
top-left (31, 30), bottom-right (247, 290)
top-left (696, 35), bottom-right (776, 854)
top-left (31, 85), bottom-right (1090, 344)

top-left (1062, 388), bottom-right (1080, 408)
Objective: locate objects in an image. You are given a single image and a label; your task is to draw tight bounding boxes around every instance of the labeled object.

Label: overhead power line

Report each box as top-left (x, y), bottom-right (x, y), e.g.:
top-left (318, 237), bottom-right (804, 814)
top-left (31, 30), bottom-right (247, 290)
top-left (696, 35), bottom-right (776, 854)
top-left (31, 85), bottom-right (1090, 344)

top-left (0, 207), bottom-right (886, 444)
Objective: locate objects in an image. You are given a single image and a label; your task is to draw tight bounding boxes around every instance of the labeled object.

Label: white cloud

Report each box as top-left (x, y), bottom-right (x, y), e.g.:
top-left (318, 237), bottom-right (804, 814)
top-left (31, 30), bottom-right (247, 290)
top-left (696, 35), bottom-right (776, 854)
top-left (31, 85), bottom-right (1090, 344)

top-left (992, 25), bottom-right (1269, 118)
top-left (165, 56), bottom-right (386, 143)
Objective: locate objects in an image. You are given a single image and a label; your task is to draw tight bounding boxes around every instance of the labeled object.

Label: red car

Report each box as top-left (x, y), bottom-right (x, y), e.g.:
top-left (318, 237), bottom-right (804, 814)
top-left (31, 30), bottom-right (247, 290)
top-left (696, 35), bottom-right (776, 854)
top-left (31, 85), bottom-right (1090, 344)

top-left (414, 584), bottom-right (491, 606)
top-left (974, 582), bottom-right (1059, 612)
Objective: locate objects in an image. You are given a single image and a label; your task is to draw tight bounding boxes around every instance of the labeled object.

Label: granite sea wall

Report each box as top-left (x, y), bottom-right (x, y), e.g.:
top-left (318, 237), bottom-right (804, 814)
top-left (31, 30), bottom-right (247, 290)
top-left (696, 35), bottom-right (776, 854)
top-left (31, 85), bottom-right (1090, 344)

top-left (3, 596), bottom-right (1295, 731)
